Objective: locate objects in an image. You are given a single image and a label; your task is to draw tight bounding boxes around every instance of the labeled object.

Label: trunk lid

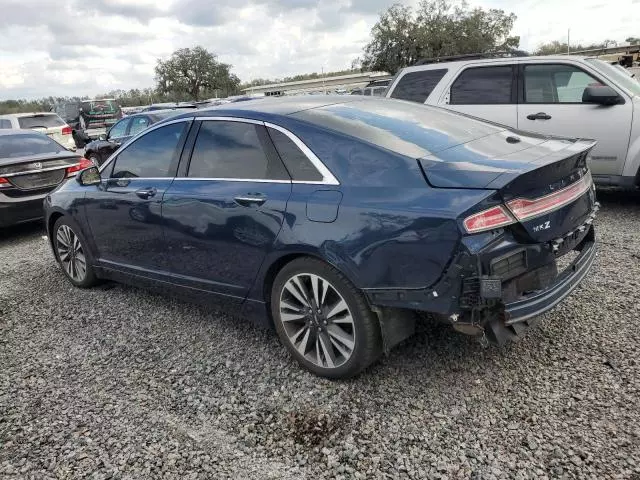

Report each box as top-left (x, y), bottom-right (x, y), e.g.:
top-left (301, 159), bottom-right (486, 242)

top-left (0, 151), bottom-right (80, 192)
top-left (418, 132), bottom-right (597, 243)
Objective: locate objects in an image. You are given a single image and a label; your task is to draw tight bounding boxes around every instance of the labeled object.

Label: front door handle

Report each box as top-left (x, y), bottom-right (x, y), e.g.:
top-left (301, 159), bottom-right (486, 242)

top-left (526, 112), bottom-right (552, 120)
top-left (234, 194), bottom-right (266, 207)
top-left (135, 187), bottom-right (157, 199)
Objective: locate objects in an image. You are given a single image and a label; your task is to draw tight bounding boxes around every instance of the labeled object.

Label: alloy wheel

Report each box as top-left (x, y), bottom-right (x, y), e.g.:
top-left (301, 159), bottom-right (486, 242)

top-left (279, 273), bottom-right (356, 369)
top-left (56, 224), bottom-right (87, 282)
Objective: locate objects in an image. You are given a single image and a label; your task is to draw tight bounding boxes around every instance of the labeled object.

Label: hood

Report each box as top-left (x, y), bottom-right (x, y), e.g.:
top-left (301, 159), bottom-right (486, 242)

top-left (419, 130), bottom-right (597, 189)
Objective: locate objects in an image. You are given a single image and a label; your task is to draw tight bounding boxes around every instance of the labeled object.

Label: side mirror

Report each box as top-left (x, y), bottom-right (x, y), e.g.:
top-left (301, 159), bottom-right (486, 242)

top-left (77, 166), bottom-right (101, 186)
top-left (98, 133), bottom-right (107, 141)
top-left (582, 86), bottom-right (622, 106)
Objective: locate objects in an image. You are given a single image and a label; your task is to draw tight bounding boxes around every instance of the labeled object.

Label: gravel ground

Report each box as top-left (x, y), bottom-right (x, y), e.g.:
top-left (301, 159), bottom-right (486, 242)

top-left (1, 191), bottom-right (640, 479)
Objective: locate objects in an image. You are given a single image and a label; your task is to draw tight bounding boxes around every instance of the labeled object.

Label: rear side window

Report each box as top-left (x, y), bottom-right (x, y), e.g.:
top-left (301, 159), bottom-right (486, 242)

top-left (450, 66), bottom-right (514, 104)
top-left (390, 69), bottom-right (448, 103)
top-left (0, 134), bottom-right (61, 158)
top-left (111, 122), bottom-right (187, 178)
top-left (0, 119), bottom-right (11, 129)
top-left (188, 121), bottom-right (289, 180)
top-left (18, 114), bottom-right (65, 129)
top-left (268, 128), bottom-right (323, 181)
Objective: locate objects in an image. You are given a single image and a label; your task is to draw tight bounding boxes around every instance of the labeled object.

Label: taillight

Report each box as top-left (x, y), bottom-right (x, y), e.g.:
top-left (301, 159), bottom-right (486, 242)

top-left (0, 177), bottom-right (10, 188)
top-left (507, 171), bottom-right (593, 221)
top-left (62, 126), bottom-right (72, 135)
top-left (463, 205), bottom-right (515, 233)
top-left (66, 158), bottom-right (94, 177)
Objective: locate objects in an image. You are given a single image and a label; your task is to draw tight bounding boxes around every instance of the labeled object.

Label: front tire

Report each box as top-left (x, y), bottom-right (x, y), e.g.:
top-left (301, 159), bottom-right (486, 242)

top-left (271, 257), bottom-right (382, 379)
top-left (53, 217), bottom-right (98, 288)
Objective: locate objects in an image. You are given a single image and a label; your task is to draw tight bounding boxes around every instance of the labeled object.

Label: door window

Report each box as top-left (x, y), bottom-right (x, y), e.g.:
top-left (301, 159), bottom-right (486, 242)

top-left (523, 64), bottom-right (603, 103)
top-left (108, 118), bottom-right (130, 139)
top-left (450, 66), bottom-right (514, 104)
top-left (187, 121), bottom-right (289, 180)
top-left (390, 69), bottom-right (448, 103)
top-left (111, 122), bottom-right (187, 178)
top-left (128, 116), bottom-right (150, 136)
top-left (267, 128), bottom-right (323, 181)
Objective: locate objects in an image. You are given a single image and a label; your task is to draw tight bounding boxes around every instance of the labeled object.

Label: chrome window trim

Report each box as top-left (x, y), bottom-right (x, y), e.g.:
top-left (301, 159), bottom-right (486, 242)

top-left (196, 116), bottom-right (264, 125)
top-left (172, 177), bottom-right (291, 184)
top-left (98, 116), bottom-right (341, 187)
top-left (263, 121), bottom-right (340, 185)
top-left (98, 117), bottom-right (195, 174)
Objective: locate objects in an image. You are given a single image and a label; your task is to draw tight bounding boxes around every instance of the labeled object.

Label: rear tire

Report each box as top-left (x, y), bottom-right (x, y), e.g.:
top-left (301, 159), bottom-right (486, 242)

top-left (271, 257), bottom-right (382, 379)
top-left (52, 217), bottom-right (98, 288)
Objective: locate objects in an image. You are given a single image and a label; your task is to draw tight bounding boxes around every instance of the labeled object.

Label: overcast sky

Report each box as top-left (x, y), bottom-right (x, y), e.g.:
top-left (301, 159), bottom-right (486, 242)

top-left (0, 0), bottom-right (637, 99)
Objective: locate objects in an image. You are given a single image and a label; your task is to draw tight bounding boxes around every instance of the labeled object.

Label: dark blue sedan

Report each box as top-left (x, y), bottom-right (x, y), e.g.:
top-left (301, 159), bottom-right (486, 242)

top-left (44, 96), bottom-right (598, 378)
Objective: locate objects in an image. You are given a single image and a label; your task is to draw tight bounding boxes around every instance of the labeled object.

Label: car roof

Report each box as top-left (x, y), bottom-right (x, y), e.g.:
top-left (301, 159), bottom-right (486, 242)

top-left (0, 129), bottom-right (47, 136)
top-left (175, 95), bottom-right (368, 119)
top-left (398, 54), bottom-right (591, 72)
top-left (0, 112), bottom-right (59, 118)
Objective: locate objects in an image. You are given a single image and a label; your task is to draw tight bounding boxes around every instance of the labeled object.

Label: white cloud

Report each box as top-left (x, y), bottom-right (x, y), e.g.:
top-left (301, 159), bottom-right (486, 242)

top-left (0, 0), bottom-right (635, 99)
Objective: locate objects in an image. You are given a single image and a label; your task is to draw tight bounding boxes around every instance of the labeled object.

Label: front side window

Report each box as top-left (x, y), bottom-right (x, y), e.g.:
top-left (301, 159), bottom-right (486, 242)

top-left (129, 116), bottom-right (150, 136)
top-left (524, 64), bottom-right (603, 103)
top-left (390, 69), bottom-right (448, 103)
top-left (108, 118), bottom-right (130, 139)
top-left (111, 122), bottom-right (187, 178)
top-left (187, 121), bottom-right (288, 180)
top-left (450, 66), bottom-right (514, 105)
top-left (267, 128), bottom-right (323, 181)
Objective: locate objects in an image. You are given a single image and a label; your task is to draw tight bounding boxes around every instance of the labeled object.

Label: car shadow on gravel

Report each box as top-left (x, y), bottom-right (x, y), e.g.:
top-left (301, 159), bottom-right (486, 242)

top-left (595, 188), bottom-right (640, 206)
top-left (0, 221), bottom-right (45, 245)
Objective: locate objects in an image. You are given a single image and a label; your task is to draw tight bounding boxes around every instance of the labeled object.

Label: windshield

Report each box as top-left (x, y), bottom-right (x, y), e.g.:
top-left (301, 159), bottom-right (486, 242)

top-left (18, 114), bottom-right (65, 129)
top-left (0, 134), bottom-right (62, 158)
top-left (587, 58), bottom-right (640, 97)
top-left (81, 99), bottom-right (118, 114)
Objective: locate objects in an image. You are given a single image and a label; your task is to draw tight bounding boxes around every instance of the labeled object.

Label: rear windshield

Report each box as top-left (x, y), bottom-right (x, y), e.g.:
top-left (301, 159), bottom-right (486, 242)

top-left (0, 134), bottom-right (63, 158)
top-left (292, 98), bottom-right (503, 158)
top-left (81, 99), bottom-right (118, 114)
top-left (18, 114), bottom-right (65, 129)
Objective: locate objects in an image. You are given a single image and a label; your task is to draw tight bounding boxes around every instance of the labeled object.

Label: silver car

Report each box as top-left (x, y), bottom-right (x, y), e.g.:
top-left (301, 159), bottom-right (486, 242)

top-left (386, 55), bottom-right (640, 189)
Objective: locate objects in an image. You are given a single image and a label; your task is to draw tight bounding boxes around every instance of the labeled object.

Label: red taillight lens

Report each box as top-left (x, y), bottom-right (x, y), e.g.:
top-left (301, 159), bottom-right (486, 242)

top-left (507, 171), bottom-right (593, 221)
top-left (0, 177), bottom-right (10, 188)
top-left (463, 205), bottom-right (515, 233)
top-left (62, 126), bottom-right (72, 135)
top-left (66, 158), bottom-right (94, 177)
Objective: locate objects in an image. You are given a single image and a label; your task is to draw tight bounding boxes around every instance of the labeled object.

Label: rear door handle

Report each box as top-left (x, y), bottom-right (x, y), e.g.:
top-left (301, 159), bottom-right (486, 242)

top-left (526, 112), bottom-right (552, 120)
top-left (234, 194), bottom-right (266, 207)
top-left (135, 187), bottom-right (157, 199)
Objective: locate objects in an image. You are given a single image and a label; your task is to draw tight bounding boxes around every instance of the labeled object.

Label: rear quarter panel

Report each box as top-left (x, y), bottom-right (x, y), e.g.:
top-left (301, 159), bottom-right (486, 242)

top-left (247, 120), bottom-right (497, 301)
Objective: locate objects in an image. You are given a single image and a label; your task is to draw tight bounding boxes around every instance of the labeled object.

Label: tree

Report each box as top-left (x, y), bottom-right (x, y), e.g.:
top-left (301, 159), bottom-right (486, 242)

top-left (626, 36), bottom-right (640, 45)
top-left (155, 46), bottom-right (240, 101)
top-left (359, 0), bottom-right (519, 74)
top-left (535, 39), bottom-right (619, 55)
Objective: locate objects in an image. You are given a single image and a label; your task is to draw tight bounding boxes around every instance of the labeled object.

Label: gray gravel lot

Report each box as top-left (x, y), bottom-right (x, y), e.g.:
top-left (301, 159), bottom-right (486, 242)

top-left (1, 191), bottom-right (640, 479)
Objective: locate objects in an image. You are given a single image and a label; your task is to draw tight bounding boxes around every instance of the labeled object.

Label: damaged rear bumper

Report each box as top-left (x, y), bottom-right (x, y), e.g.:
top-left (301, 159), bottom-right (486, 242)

top-left (364, 213), bottom-right (597, 345)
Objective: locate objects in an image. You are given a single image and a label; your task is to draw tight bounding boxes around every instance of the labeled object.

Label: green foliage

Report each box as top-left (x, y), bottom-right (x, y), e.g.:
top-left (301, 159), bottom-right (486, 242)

top-left (0, 96), bottom-right (88, 115)
top-left (155, 46), bottom-right (240, 101)
top-left (358, 0), bottom-right (519, 74)
top-left (534, 39), bottom-right (619, 55)
top-left (240, 68), bottom-right (360, 90)
top-left (625, 37), bottom-right (640, 45)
